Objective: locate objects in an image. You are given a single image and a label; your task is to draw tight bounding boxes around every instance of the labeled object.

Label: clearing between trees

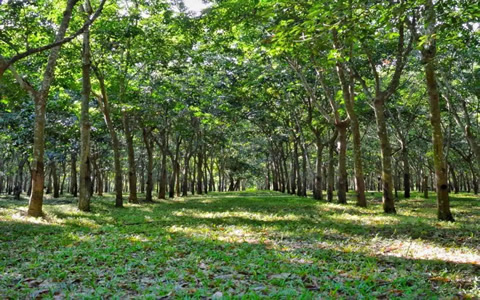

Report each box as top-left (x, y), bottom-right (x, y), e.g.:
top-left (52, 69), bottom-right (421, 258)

top-left (1, 191), bottom-right (479, 298)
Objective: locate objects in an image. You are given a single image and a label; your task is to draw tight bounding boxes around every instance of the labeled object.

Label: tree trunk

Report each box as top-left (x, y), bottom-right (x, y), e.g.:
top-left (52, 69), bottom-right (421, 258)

top-left (28, 97), bottom-right (47, 216)
top-left (169, 165), bottom-right (176, 198)
top-left (123, 111), bottom-right (138, 203)
top-left (373, 97), bottom-right (396, 213)
top-left (78, 8), bottom-right (92, 211)
top-left (60, 160), bottom-right (67, 195)
top-left (448, 163), bottom-right (459, 194)
top-left (402, 145), bottom-right (410, 198)
top-left (159, 145), bottom-right (167, 200)
top-left (191, 155), bottom-right (196, 195)
top-left (52, 161), bottom-right (60, 198)
top-left (336, 122), bottom-right (348, 204)
top-left (327, 131), bottom-right (336, 202)
top-left (197, 147), bottom-right (203, 195)
top-left (24, 0), bottom-right (77, 217)
top-left (142, 128), bottom-right (154, 202)
top-left (423, 173), bottom-right (429, 199)
top-left (422, 0), bottom-right (453, 221)
top-left (71, 152), bottom-right (78, 197)
top-left (14, 159), bottom-right (26, 200)
top-left (182, 152), bottom-right (191, 197)
top-left (294, 142), bottom-right (302, 197)
top-left (93, 67), bottom-right (123, 207)
top-left (300, 141), bottom-right (308, 197)
top-left (140, 158), bottom-right (145, 194)
top-left (47, 166), bottom-right (53, 194)
top-left (335, 60), bottom-right (366, 207)
top-left (314, 139), bottom-right (324, 200)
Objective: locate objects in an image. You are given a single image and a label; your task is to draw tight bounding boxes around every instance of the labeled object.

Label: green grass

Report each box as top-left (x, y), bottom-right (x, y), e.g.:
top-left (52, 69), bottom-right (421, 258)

top-left (1, 190), bottom-right (479, 299)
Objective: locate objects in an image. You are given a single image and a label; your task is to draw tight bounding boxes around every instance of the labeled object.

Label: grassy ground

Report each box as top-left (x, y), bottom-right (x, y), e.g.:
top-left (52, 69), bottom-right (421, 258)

top-left (0, 190), bottom-right (479, 299)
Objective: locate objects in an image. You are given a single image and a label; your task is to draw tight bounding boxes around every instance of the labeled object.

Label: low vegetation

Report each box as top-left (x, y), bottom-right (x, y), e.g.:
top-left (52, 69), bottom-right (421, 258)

top-left (1, 191), bottom-right (479, 298)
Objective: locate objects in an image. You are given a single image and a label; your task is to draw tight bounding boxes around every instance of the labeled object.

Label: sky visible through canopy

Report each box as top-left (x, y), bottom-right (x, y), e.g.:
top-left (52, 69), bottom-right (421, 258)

top-left (184, 0), bottom-right (210, 14)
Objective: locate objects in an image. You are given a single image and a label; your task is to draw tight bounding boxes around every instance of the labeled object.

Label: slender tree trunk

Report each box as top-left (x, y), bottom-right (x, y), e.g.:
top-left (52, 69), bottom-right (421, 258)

top-left (272, 154), bottom-right (279, 191)
top-left (266, 155), bottom-right (271, 190)
top-left (169, 156), bottom-right (176, 199)
top-left (14, 159), bottom-right (26, 200)
top-left (123, 111), bottom-right (138, 203)
top-left (327, 131), bottom-right (336, 202)
top-left (349, 111), bottom-right (367, 207)
top-left (159, 145), bottom-right (167, 199)
top-left (401, 145), bottom-right (410, 198)
top-left (24, 0), bottom-right (77, 217)
top-left (52, 161), bottom-right (60, 198)
top-left (191, 155), bottom-right (196, 195)
top-left (373, 97), bottom-right (396, 213)
top-left (93, 68), bottom-right (123, 207)
top-left (60, 160), bottom-right (67, 195)
top-left (448, 163), bottom-right (459, 194)
top-left (28, 96), bottom-right (47, 216)
top-left (142, 129), bottom-right (154, 202)
top-left (423, 172), bottom-right (429, 199)
top-left (291, 142), bottom-right (297, 195)
top-left (140, 158), bottom-right (145, 194)
top-left (197, 146), bottom-right (203, 195)
top-left (282, 145), bottom-right (290, 193)
top-left (335, 59), bottom-right (367, 207)
top-left (314, 138), bottom-right (324, 200)
top-left (71, 152), bottom-right (78, 197)
top-left (176, 161), bottom-right (181, 197)
top-left (294, 141), bottom-right (302, 197)
top-left (47, 166), bottom-right (53, 194)
top-left (422, 0), bottom-right (453, 221)
top-left (336, 123), bottom-right (348, 204)
top-left (78, 6), bottom-right (92, 210)
top-left (182, 152), bottom-right (191, 197)
top-left (300, 141), bottom-right (308, 197)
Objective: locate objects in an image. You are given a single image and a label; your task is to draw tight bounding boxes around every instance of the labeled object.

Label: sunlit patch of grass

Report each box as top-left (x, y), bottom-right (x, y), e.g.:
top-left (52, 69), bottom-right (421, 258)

top-left (173, 209), bottom-right (303, 222)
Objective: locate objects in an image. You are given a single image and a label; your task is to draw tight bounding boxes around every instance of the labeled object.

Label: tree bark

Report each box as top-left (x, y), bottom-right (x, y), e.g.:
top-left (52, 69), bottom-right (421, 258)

top-left (52, 161), bottom-right (60, 198)
top-left (71, 152), bottom-right (78, 197)
top-left (335, 57), bottom-right (366, 207)
top-left (422, 0), bottom-right (453, 221)
top-left (448, 163), bottom-right (459, 194)
top-left (14, 158), bottom-right (26, 200)
top-left (93, 67), bottom-right (123, 207)
top-left (327, 130), bottom-right (337, 202)
top-left (158, 135), bottom-right (167, 199)
top-left (142, 128), bottom-right (154, 202)
top-left (197, 146), bottom-right (204, 195)
top-left (401, 144), bottom-right (410, 198)
top-left (182, 150), bottom-right (191, 197)
top-left (78, 2), bottom-right (92, 211)
top-left (336, 122), bottom-right (348, 204)
top-left (373, 96), bottom-right (396, 213)
top-left (123, 111), bottom-right (138, 203)
top-left (19, 0), bottom-right (78, 217)
top-left (314, 138), bottom-right (324, 200)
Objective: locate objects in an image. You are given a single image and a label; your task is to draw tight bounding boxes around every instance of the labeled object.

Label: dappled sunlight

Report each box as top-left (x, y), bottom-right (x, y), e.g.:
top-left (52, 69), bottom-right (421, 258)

top-left (368, 238), bottom-right (480, 265)
top-left (173, 209), bottom-right (303, 223)
top-left (327, 213), bottom-right (401, 226)
top-left (167, 224), bottom-right (264, 245)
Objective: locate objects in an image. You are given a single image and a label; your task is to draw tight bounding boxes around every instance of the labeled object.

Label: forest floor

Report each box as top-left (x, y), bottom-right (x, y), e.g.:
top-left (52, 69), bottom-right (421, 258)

top-left (0, 191), bottom-right (479, 299)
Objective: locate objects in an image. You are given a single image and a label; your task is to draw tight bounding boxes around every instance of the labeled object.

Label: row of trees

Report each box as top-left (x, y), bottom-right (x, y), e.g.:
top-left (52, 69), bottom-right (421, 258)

top-left (0, 0), bottom-right (478, 221)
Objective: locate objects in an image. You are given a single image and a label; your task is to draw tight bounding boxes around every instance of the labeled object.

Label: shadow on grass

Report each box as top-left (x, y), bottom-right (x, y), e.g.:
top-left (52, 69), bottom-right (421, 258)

top-left (1, 216), bottom-right (477, 298)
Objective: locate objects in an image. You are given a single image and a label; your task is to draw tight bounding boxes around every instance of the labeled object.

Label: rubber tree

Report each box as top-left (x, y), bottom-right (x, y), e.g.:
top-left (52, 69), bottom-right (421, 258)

top-left (420, 0), bottom-right (454, 221)
top-left (78, 0), bottom-right (93, 212)
top-left (9, 0), bottom-right (78, 217)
